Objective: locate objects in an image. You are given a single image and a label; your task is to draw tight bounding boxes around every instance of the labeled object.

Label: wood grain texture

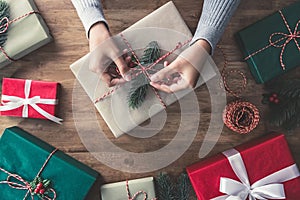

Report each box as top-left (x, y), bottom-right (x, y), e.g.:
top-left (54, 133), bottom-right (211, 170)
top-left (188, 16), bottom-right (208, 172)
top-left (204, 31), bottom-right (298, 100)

top-left (0, 0), bottom-right (300, 199)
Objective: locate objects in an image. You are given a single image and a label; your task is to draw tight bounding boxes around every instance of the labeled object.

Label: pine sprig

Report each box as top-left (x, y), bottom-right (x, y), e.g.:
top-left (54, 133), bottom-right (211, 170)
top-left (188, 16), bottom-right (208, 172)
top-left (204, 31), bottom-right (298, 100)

top-left (156, 173), bottom-right (176, 200)
top-left (176, 173), bottom-right (192, 200)
top-left (155, 172), bottom-right (193, 200)
top-left (0, 0), bottom-right (9, 47)
top-left (128, 41), bottom-right (161, 109)
top-left (262, 79), bottom-right (300, 130)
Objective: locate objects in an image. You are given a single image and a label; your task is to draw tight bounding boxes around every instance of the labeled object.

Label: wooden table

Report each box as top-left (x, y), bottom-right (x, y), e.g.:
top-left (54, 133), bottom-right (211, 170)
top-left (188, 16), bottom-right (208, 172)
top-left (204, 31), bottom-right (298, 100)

top-left (1, 0), bottom-right (299, 199)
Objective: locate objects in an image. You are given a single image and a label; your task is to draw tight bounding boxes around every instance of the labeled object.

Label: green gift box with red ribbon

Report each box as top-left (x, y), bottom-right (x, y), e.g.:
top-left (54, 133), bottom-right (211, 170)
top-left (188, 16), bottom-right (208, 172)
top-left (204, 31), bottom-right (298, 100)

top-left (0, 127), bottom-right (99, 200)
top-left (235, 1), bottom-right (300, 84)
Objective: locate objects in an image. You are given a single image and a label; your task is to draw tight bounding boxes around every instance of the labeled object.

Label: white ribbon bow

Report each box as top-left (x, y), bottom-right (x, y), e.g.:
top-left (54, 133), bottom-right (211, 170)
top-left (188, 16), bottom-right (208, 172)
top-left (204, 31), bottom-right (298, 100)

top-left (0, 80), bottom-right (62, 124)
top-left (212, 148), bottom-right (300, 200)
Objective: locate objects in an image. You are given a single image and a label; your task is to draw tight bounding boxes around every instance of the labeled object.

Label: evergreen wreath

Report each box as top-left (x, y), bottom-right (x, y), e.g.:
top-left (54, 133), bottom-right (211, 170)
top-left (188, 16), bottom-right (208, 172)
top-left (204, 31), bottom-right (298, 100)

top-left (262, 79), bottom-right (300, 130)
top-left (128, 41), bottom-right (162, 109)
top-left (0, 0), bottom-right (10, 47)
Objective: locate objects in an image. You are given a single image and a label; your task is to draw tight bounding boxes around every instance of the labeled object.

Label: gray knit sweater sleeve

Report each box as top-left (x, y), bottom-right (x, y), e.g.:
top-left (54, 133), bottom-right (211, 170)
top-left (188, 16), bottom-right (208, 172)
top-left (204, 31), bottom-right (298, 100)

top-left (191, 0), bottom-right (241, 52)
top-left (71, 0), bottom-right (240, 51)
top-left (71, 0), bottom-right (107, 37)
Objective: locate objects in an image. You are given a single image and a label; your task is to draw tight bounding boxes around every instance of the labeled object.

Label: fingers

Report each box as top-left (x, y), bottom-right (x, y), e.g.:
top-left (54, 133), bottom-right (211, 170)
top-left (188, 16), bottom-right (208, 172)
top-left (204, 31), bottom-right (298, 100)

top-left (150, 63), bottom-right (177, 83)
top-left (150, 78), bottom-right (190, 93)
top-left (100, 72), bottom-right (126, 87)
top-left (114, 56), bottom-right (130, 77)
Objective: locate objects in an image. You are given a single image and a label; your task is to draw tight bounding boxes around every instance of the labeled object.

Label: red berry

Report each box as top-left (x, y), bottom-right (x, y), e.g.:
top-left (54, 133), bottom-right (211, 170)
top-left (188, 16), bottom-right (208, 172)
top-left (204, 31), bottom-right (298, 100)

top-left (39, 188), bottom-right (45, 194)
top-left (274, 99), bottom-right (280, 104)
top-left (272, 93), bottom-right (278, 98)
top-left (34, 188), bottom-right (40, 194)
top-left (37, 183), bottom-right (43, 189)
top-left (269, 96), bottom-right (275, 102)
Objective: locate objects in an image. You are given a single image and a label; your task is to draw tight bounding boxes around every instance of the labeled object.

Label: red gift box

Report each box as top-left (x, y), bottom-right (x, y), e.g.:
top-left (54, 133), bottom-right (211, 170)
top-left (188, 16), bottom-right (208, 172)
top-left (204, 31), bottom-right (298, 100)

top-left (187, 133), bottom-right (300, 199)
top-left (0, 78), bottom-right (62, 124)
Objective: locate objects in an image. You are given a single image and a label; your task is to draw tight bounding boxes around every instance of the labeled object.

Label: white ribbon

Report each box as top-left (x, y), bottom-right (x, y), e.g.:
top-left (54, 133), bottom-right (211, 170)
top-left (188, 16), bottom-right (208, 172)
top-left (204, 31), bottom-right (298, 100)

top-left (0, 80), bottom-right (63, 124)
top-left (212, 148), bottom-right (300, 200)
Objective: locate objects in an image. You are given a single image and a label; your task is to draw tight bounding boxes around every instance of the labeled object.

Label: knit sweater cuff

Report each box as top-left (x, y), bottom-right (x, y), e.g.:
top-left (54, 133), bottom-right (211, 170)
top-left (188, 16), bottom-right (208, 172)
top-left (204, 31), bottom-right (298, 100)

top-left (191, 0), bottom-right (240, 54)
top-left (71, 0), bottom-right (108, 38)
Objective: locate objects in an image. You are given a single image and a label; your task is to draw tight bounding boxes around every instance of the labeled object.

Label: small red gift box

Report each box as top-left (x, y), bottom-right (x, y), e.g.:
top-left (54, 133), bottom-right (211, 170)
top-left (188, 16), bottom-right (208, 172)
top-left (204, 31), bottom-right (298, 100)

top-left (187, 133), bottom-right (300, 199)
top-left (0, 78), bottom-right (62, 124)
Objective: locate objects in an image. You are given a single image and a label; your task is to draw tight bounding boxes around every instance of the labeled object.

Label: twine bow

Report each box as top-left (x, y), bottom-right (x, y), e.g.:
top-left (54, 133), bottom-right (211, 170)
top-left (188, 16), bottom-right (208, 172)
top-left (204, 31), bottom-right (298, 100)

top-left (245, 10), bottom-right (300, 70)
top-left (126, 180), bottom-right (157, 200)
top-left (94, 33), bottom-right (191, 107)
top-left (0, 79), bottom-right (63, 124)
top-left (0, 149), bottom-right (58, 200)
top-left (0, 11), bottom-right (40, 61)
top-left (212, 149), bottom-right (300, 200)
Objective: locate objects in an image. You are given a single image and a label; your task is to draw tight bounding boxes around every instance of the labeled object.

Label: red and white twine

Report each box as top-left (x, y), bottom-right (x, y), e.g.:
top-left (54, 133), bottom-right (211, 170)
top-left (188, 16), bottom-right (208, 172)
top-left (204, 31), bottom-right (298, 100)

top-left (0, 11), bottom-right (40, 62)
top-left (244, 10), bottom-right (300, 70)
top-left (126, 180), bottom-right (157, 200)
top-left (94, 33), bottom-right (191, 107)
top-left (0, 149), bottom-right (57, 200)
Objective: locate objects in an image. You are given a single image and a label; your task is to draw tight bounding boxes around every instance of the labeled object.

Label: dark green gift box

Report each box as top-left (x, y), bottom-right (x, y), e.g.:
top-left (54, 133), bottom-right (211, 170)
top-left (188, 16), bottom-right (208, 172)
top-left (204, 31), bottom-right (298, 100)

top-left (0, 127), bottom-right (99, 200)
top-left (236, 1), bottom-right (300, 84)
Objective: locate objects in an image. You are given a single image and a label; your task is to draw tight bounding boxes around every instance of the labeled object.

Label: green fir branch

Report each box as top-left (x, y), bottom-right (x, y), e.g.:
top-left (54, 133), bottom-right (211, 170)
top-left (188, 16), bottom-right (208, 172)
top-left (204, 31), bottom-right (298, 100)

top-left (0, 0), bottom-right (9, 47)
top-left (156, 173), bottom-right (176, 200)
top-left (128, 41), bottom-right (161, 109)
top-left (175, 173), bottom-right (192, 200)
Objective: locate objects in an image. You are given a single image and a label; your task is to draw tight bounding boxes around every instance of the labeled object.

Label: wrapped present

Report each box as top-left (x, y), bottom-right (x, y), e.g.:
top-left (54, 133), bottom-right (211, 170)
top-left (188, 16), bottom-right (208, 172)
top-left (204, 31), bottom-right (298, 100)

top-left (0, 127), bottom-right (99, 199)
top-left (236, 2), bottom-right (300, 83)
top-left (0, 0), bottom-right (52, 68)
top-left (100, 177), bottom-right (156, 200)
top-left (0, 78), bottom-right (62, 124)
top-left (70, 1), bottom-right (216, 137)
top-left (186, 133), bottom-right (300, 199)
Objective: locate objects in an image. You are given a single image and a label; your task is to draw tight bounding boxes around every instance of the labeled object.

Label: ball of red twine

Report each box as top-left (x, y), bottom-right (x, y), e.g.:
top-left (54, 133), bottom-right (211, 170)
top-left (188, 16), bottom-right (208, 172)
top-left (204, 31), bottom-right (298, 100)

top-left (223, 101), bottom-right (260, 134)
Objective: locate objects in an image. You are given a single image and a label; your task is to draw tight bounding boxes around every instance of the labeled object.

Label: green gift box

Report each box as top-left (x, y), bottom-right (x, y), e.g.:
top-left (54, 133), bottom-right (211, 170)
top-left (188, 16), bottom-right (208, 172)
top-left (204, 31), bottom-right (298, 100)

top-left (0, 127), bottom-right (99, 200)
top-left (100, 177), bottom-right (156, 200)
top-left (0, 0), bottom-right (52, 68)
top-left (235, 1), bottom-right (300, 83)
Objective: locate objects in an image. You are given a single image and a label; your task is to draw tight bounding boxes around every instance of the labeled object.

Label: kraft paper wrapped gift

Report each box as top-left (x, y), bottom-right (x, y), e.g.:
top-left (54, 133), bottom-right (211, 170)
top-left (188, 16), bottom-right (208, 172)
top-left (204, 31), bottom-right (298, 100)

top-left (70, 1), bottom-right (216, 137)
top-left (0, 127), bottom-right (99, 200)
top-left (186, 133), bottom-right (300, 200)
top-left (100, 177), bottom-right (156, 200)
top-left (0, 0), bottom-right (52, 68)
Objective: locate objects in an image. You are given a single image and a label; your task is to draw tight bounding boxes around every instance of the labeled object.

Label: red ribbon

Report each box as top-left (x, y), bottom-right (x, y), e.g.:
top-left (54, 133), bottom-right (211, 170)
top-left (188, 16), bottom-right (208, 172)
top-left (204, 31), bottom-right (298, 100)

top-left (126, 180), bottom-right (157, 200)
top-left (0, 10), bottom-right (40, 62)
top-left (245, 10), bottom-right (300, 70)
top-left (0, 149), bottom-right (57, 200)
top-left (94, 33), bottom-right (191, 107)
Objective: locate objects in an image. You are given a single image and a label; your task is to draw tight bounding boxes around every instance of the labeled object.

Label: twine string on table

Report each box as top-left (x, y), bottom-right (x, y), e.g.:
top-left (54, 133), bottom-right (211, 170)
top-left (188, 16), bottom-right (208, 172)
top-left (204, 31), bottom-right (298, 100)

top-left (244, 10), bottom-right (300, 70)
top-left (0, 10), bottom-right (40, 62)
top-left (94, 33), bottom-right (191, 107)
top-left (0, 149), bottom-right (57, 200)
top-left (126, 180), bottom-right (157, 200)
top-left (218, 45), bottom-right (260, 134)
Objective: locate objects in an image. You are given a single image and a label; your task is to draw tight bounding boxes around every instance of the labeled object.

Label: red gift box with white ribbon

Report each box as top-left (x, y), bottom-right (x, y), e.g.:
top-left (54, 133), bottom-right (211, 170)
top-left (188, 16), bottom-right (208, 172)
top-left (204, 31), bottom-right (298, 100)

top-left (187, 133), bottom-right (300, 199)
top-left (0, 78), bottom-right (62, 124)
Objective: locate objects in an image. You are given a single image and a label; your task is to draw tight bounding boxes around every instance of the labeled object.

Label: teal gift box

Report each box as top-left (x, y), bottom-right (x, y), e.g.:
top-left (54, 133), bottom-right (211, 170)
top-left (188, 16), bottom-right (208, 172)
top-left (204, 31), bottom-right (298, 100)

top-left (236, 1), bottom-right (300, 83)
top-left (0, 127), bottom-right (99, 200)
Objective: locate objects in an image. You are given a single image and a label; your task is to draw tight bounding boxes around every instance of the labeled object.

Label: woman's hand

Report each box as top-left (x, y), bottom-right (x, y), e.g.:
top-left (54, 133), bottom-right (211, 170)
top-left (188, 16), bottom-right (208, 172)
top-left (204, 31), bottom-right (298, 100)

top-left (89, 22), bottom-right (130, 87)
top-left (150, 39), bottom-right (211, 93)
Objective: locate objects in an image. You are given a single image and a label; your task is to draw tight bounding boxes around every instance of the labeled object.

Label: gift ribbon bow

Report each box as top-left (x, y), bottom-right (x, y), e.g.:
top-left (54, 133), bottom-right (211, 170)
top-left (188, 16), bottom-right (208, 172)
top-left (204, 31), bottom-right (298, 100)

top-left (212, 148), bottom-right (300, 200)
top-left (0, 149), bottom-right (58, 200)
top-left (0, 80), bottom-right (63, 124)
top-left (126, 180), bottom-right (157, 200)
top-left (244, 10), bottom-right (300, 70)
top-left (94, 33), bottom-right (191, 107)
